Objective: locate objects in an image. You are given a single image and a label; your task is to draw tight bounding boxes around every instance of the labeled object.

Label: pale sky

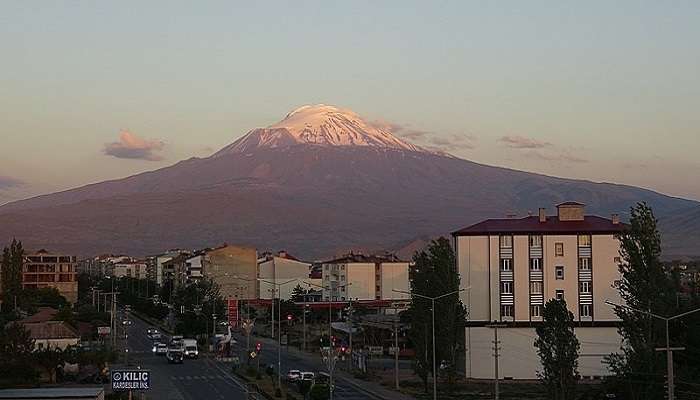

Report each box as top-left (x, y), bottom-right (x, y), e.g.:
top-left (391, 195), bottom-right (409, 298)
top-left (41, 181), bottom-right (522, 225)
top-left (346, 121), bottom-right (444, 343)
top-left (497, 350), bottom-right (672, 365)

top-left (1, 1), bottom-right (699, 204)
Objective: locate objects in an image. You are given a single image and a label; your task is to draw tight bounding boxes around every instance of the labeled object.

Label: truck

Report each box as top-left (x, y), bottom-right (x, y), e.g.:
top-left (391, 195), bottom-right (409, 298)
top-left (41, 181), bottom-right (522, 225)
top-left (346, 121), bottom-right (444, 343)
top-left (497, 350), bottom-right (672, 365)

top-left (183, 338), bottom-right (198, 359)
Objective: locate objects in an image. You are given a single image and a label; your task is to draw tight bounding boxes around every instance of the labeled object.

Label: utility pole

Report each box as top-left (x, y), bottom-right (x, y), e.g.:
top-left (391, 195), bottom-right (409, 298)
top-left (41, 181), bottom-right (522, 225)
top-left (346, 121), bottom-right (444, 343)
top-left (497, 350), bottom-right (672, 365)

top-left (394, 309), bottom-right (400, 390)
top-left (302, 293), bottom-right (307, 352)
top-left (347, 300), bottom-right (353, 370)
top-left (492, 324), bottom-right (501, 400)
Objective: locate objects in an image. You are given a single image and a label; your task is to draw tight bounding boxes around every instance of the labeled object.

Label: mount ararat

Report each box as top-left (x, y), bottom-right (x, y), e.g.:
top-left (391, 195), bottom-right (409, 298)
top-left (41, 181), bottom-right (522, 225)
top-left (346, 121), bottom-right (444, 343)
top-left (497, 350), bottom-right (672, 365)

top-left (1, 105), bottom-right (698, 259)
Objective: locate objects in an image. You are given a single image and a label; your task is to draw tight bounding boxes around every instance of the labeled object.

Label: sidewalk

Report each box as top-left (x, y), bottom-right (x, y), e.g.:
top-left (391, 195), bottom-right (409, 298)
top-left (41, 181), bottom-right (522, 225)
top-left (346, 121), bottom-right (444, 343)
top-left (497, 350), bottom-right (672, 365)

top-left (247, 334), bottom-right (416, 400)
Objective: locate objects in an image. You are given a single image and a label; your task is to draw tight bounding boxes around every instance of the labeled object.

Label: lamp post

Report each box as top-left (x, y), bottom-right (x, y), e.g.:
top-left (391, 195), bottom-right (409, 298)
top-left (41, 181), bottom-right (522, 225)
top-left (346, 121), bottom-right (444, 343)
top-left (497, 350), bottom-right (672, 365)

top-left (605, 300), bottom-right (700, 400)
top-left (258, 278), bottom-right (298, 390)
top-left (394, 288), bottom-right (466, 400)
top-left (306, 281), bottom-right (352, 400)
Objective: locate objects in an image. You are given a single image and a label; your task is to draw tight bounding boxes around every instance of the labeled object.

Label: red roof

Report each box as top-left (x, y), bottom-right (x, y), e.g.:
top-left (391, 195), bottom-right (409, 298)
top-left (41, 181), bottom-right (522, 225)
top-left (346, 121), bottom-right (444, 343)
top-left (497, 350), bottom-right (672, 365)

top-left (452, 215), bottom-right (625, 236)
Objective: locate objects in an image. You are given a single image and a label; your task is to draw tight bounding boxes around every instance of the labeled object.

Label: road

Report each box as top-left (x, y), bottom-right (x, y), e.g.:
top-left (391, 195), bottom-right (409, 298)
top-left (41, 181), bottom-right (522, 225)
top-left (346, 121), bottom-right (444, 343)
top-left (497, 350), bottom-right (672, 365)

top-left (122, 315), bottom-right (252, 400)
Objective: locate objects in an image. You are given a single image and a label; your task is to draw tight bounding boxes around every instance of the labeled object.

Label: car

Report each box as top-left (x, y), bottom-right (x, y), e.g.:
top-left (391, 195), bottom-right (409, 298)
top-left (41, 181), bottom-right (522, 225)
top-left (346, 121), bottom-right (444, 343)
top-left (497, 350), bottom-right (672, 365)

top-left (166, 347), bottom-right (184, 364)
top-left (146, 328), bottom-right (161, 340)
top-left (152, 342), bottom-right (168, 355)
top-left (286, 369), bottom-right (301, 382)
top-left (300, 372), bottom-right (315, 383)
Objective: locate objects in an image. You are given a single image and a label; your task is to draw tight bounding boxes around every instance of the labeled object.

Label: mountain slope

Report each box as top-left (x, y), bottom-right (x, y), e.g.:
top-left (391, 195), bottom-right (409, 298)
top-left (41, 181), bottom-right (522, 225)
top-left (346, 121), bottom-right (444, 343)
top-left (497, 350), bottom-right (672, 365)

top-left (1, 106), bottom-right (698, 259)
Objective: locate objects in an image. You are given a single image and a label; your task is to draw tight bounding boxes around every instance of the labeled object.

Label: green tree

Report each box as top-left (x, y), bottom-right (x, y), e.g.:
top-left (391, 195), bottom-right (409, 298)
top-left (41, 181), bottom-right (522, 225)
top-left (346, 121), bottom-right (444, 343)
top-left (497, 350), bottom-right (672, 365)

top-left (35, 347), bottom-right (64, 383)
top-left (606, 202), bottom-right (677, 399)
top-left (407, 237), bottom-right (466, 392)
top-left (172, 278), bottom-right (225, 336)
top-left (0, 322), bottom-right (38, 387)
top-left (534, 299), bottom-right (580, 400)
top-left (1, 239), bottom-right (24, 306)
top-left (290, 284), bottom-right (307, 302)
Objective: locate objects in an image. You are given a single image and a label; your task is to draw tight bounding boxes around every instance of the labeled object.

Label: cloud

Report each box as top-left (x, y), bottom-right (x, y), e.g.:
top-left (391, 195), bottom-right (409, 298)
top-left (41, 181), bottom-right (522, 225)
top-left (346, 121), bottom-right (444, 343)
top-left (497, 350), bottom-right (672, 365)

top-left (368, 120), bottom-right (476, 151)
top-left (103, 131), bottom-right (165, 161)
top-left (0, 176), bottom-right (23, 191)
top-left (526, 150), bottom-right (589, 164)
top-left (499, 135), bottom-right (551, 149)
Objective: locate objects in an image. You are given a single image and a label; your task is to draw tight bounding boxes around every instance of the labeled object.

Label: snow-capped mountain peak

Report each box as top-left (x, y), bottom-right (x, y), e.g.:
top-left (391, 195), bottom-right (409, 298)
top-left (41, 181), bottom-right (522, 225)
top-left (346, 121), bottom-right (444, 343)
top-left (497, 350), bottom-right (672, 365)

top-left (214, 104), bottom-right (424, 155)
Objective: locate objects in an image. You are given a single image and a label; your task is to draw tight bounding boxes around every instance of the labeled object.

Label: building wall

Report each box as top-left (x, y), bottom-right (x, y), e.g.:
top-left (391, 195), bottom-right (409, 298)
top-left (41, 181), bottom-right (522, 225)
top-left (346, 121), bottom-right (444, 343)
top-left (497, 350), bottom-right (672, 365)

top-left (457, 236), bottom-right (490, 321)
top-left (204, 245), bottom-right (257, 300)
top-left (22, 253), bottom-right (78, 304)
top-left (35, 338), bottom-right (80, 351)
top-left (347, 263), bottom-right (375, 300)
top-left (379, 262), bottom-right (410, 300)
top-left (544, 235), bottom-right (580, 319)
top-left (465, 326), bottom-right (621, 379)
top-left (112, 263), bottom-right (147, 279)
top-left (592, 235), bottom-right (623, 321)
top-left (258, 257), bottom-right (312, 300)
top-left (513, 236), bottom-right (530, 320)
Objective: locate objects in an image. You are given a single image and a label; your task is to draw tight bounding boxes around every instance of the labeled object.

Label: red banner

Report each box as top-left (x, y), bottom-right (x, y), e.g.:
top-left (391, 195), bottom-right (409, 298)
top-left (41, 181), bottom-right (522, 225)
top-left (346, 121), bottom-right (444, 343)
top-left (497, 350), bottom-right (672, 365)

top-left (227, 299), bottom-right (239, 327)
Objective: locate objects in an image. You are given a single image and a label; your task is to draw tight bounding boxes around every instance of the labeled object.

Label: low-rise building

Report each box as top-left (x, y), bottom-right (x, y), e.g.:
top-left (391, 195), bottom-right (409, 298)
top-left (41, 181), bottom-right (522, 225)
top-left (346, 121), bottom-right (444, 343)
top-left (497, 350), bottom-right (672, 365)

top-left (452, 202), bottom-right (625, 379)
top-left (20, 308), bottom-right (80, 351)
top-left (112, 259), bottom-right (148, 279)
top-left (22, 250), bottom-right (78, 303)
top-left (321, 253), bottom-right (410, 302)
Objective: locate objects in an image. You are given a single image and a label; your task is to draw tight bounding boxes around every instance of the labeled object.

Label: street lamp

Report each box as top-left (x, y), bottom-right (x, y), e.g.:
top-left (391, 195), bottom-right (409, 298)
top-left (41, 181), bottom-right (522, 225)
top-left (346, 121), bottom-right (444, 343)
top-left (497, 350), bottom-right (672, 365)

top-left (605, 300), bottom-right (700, 400)
top-left (258, 278), bottom-right (298, 390)
top-left (394, 288), bottom-right (466, 400)
top-left (306, 281), bottom-right (352, 400)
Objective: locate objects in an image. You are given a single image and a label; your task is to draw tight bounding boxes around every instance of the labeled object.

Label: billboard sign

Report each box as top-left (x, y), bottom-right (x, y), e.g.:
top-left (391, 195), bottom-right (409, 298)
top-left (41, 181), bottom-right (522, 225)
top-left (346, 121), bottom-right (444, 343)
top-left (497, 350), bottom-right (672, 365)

top-left (111, 370), bottom-right (151, 391)
top-left (227, 299), bottom-right (239, 327)
top-left (97, 326), bottom-right (111, 336)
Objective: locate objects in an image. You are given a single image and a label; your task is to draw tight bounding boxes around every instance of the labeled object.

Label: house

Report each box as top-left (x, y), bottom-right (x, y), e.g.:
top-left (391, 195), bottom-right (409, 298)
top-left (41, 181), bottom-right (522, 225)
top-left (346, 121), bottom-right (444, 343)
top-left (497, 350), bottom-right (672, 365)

top-left (452, 202), bottom-right (625, 379)
top-left (0, 387), bottom-right (105, 400)
top-left (22, 250), bottom-right (78, 303)
top-left (320, 253), bottom-right (410, 302)
top-left (20, 307), bottom-right (80, 351)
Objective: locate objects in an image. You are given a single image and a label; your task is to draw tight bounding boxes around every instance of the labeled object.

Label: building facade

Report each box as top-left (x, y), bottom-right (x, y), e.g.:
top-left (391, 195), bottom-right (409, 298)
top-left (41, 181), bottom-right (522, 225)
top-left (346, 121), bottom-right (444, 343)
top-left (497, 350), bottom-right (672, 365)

top-left (112, 260), bottom-right (148, 279)
top-left (321, 253), bottom-right (410, 302)
top-left (203, 245), bottom-right (258, 300)
top-left (22, 250), bottom-right (78, 303)
top-left (452, 202), bottom-right (625, 379)
top-left (258, 251), bottom-right (314, 300)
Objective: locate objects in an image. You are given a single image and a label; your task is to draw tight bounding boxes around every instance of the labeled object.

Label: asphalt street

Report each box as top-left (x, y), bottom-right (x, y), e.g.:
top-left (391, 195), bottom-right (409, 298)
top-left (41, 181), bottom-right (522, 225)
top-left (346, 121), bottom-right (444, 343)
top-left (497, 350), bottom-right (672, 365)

top-left (121, 315), bottom-right (252, 400)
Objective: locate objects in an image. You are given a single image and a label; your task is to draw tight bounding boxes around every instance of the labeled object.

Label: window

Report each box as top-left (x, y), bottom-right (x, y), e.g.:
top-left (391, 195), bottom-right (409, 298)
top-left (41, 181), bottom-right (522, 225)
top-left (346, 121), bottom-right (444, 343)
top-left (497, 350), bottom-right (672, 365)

top-left (499, 236), bottom-right (513, 248)
top-left (529, 235), bottom-right (542, 247)
top-left (580, 304), bottom-right (592, 318)
top-left (614, 257), bottom-right (621, 264)
top-left (578, 235), bottom-right (592, 247)
top-left (530, 258), bottom-right (542, 271)
top-left (501, 305), bottom-right (513, 318)
top-left (531, 305), bottom-right (542, 317)
top-left (555, 242), bottom-right (564, 256)
top-left (341, 265), bottom-right (345, 271)
top-left (580, 281), bottom-right (591, 294)
top-left (530, 281), bottom-right (543, 294)
top-left (341, 275), bottom-right (346, 281)
top-left (501, 259), bottom-right (512, 272)
top-left (555, 290), bottom-right (565, 301)
top-left (555, 266), bottom-right (564, 280)
top-left (501, 281), bottom-right (513, 294)
top-left (340, 286), bottom-right (345, 292)
top-left (324, 265), bottom-right (329, 271)
top-left (579, 257), bottom-right (591, 270)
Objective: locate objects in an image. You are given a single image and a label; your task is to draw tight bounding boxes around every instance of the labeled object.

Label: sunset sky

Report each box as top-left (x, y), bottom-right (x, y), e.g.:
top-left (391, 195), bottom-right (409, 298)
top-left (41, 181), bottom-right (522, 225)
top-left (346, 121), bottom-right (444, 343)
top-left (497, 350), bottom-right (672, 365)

top-left (1, 1), bottom-right (699, 204)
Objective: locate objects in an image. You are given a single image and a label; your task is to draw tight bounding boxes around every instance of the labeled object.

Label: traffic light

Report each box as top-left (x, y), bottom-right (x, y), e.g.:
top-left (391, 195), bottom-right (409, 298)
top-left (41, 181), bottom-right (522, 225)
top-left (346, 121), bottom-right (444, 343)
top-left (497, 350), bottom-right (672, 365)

top-left (287, 314), bottom-right (293, 321)
top-left (255, 342), bottom-right (262, 352)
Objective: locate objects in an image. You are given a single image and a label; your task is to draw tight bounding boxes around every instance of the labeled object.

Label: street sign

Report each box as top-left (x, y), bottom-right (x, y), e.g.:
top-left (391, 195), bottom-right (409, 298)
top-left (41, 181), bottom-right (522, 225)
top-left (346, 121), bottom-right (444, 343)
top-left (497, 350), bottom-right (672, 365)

top-left (250, 351), bottom-right (257, 359)
top-left (111, 369), bottom-right (151, 391)
top-left (97, 326), bottom-right (111, 336)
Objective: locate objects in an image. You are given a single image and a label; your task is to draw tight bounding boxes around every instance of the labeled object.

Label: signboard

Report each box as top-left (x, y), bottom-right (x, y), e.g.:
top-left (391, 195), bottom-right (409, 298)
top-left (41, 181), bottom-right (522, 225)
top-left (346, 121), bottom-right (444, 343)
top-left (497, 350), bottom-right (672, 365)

top-left (111, 369), bottom-right (151, 391)
top-left (97, 326), bottom-right (111, 336)
top-left (227, 299), bottom-right (239, 327)
top-left (368, 346), bottom-right (383, 356)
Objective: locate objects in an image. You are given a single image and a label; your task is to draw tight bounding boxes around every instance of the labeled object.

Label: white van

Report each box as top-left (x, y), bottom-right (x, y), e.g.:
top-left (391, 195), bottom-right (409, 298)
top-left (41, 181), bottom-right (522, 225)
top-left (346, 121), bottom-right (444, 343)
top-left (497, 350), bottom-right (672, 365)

top-left (183, 338), bottom-right (198, 359)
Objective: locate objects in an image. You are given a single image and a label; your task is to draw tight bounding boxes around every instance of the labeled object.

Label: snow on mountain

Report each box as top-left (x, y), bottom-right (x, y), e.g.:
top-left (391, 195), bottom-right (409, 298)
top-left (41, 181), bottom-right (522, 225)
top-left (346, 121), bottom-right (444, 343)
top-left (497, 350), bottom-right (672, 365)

top-left (214, 104), bottom-right (424, 155)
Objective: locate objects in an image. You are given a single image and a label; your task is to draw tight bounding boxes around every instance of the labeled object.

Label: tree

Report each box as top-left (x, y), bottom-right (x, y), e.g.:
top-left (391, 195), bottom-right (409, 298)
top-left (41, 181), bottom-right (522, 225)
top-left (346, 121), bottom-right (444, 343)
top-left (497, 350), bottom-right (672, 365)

top-left (290, 284), bottom-right (307, 303)
top-left (606, 202), bottom-right (677, 399)
top-left (407, 237), bottom-right (466, 392)
top-left (171, 278), bottom-right (225, 337)
top-left (534, 299), bottom-right (580, 400)
top-left (1, 239), bottom-right (24, 306)
top-left (35, 347), bottom-right (64, 383)
top-left (0, 322), bottom-right (38, 387)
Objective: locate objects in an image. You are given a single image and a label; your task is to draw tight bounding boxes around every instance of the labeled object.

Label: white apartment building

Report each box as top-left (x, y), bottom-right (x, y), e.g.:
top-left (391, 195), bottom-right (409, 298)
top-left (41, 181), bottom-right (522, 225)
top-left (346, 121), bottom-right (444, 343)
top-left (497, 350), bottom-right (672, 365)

top-left (258, 251), bottom-right (315, 300)
top-left (112, 260), bottom-right (148, 279)
top-left (452, 202), bottom-right (625, 379)
top-left (321, 253), bottom-right (410, 302)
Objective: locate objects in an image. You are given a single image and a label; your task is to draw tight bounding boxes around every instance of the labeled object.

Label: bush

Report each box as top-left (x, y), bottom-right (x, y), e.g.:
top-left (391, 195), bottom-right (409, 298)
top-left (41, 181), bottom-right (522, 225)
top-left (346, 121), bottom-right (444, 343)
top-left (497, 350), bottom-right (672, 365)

top-left (309, 384), bottom-right (329, 400)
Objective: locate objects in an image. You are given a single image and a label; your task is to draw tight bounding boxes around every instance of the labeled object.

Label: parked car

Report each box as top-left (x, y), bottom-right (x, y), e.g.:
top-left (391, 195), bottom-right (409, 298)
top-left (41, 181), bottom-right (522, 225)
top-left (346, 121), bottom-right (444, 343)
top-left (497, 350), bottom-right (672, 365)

top-left (183, 339), bottom-right (198, 359)
top-left (300, 371), bottom-right (315, 383)
top-left (167, 347), bottom-right (184, 364)
top-left (153, 342), bottom-right (168, 355)
top-left (286, 369), bottom-right (301, 382)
